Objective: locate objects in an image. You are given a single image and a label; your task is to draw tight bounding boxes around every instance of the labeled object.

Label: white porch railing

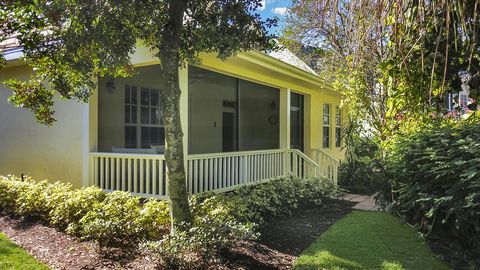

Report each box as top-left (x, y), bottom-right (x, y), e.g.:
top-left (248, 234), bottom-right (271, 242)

top-left (89, 152), bottom-right (168, 198)
top-left (311, 148), bottom-right (340, 184)
top-left (89, 149), bottom-right (320, 199)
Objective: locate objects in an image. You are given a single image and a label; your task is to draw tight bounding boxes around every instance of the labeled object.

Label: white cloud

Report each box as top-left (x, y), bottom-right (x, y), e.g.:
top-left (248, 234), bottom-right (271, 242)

top-left (259, 0), bottom-right (266, 10)
top-left (271, 7), bottom-right (288, 15)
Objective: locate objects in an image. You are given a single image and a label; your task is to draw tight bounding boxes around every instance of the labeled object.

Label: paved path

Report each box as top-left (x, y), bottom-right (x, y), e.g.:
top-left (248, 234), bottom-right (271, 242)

top-left (340, 193), bottom-right (381, 211)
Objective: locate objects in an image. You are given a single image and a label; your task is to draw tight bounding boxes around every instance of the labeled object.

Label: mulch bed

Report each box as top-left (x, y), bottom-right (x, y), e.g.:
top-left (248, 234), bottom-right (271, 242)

top-left (0, 199), bottom-right (354, 270)
top-left (220, 199), bottom-right (355, 269)
top-left (427, 231), bottom-right (480, 270)
top-left (0, 216), bottom-right (157, 270)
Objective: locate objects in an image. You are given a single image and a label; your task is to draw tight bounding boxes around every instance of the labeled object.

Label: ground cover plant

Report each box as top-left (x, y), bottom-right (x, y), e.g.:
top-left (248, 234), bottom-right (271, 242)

top-left (293, 211), bottom-right (449, 270)
top-left (0, 174), bottom-right (339, 269)
top-left (0, 232), bottom-right (49, 270)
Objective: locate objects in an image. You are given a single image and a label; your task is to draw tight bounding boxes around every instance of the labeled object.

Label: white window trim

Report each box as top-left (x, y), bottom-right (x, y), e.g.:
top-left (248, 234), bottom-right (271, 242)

top-left (335, 106), bottom-right (342, 148)
top-left (323, 103), bottom-right (331, 149)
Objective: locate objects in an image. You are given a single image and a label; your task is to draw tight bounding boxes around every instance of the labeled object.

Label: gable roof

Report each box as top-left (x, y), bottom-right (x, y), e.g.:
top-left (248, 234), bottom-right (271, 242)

top-left (2, 38), bottom-right (317, 74)
top-left (267, 46), bottom-right (317, 75)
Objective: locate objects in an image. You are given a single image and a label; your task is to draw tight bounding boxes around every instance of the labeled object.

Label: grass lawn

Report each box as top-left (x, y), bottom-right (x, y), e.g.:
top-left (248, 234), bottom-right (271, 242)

top-left (293, 211), bottom-right (450, 270)
top-left (0, 233), bottom-right (49, 270)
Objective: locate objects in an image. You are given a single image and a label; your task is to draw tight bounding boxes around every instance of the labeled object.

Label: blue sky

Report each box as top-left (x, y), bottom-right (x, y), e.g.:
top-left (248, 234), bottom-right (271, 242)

top-left (257, 0), bottom-right (292, 35)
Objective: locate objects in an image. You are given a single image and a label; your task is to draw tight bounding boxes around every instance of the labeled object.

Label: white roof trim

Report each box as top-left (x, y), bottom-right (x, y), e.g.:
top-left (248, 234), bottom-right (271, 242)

top-left (3, 47), bottom-right (24, 61)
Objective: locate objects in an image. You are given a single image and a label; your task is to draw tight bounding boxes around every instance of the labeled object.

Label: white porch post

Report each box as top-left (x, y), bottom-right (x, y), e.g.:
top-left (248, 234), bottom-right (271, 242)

top-left (280, 88), bottom-right (290, 176)
top-left (179, 65), bottom-right (189, 177)
top-left (279, 87), bottom-right (290, 149)
top-left (82, 83), bottom-right (99, 187)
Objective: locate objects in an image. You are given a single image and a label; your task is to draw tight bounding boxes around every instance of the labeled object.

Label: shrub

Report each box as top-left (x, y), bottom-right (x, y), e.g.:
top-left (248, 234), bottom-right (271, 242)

top-left (1, 172), bottom-right (340, 264)
top-left (146, 176), bottom-right (339, 269)
top-left (0, 175), bottom-right (27, 213)
top-left (14, 180), bottom-right (72, 219)
top-left (50, 186), bottom-right (106, 233)
top-left (77, 191), bottom-right (142, 247)
top-left (338, 133), bottom-right (388, 195)
top-left (137, 198), bottom-right (170, 239)
top-left (388, 121), bottom-right (480, 248)
top-left (146, 193), bottom-right (257, 269)
top-left (0, 176), bottom-right (173, 249)
top-left (230, 176), bottom-right (340, 224)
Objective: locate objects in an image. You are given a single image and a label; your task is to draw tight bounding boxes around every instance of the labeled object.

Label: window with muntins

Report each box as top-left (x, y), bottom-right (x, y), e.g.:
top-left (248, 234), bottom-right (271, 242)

top-left (323, 104), bottom-right (330, 148)
top-left (335, 105), bottom-right (342, 148)
top-left (124, 85), bottom-right (165, 148)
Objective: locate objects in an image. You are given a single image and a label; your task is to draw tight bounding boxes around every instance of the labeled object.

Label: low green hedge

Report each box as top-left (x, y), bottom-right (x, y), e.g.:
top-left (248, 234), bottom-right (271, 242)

top-left (0, 175), bottom-right (169, 247)
top-left (0, 174), bottom-right (339, 268)
top-left (387, 121), bottom-right (480, 249)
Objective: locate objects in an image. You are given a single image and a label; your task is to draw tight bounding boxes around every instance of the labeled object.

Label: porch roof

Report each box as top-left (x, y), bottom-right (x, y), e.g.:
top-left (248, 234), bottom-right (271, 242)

top-left (2, 42), bottom-right (339, 96)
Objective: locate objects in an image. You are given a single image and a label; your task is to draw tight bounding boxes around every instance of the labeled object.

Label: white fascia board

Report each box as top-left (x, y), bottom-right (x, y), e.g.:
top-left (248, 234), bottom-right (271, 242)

top-left (3, 47), bottom-right (24, 61)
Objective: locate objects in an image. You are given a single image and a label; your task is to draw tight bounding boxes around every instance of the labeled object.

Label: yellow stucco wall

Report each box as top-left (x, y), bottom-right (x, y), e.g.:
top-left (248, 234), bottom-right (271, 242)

top-left (0, 65), bottom-right (85, 187)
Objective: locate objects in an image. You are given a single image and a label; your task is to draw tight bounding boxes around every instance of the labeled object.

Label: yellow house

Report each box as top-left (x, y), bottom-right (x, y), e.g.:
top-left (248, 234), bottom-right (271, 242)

top-left (0, 45), bottom-right (344, 198)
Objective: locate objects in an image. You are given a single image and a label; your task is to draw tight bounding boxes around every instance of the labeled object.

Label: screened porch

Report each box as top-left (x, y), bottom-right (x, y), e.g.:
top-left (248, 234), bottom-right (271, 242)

top-left (89, 64), bottom-right (338, 198)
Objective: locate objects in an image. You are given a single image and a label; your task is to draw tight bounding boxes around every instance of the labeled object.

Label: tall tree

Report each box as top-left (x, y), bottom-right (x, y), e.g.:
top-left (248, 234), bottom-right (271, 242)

top-left (283, 0), bottom-right (480, 139)
top-left (0, 0), bottom-right (276, 229)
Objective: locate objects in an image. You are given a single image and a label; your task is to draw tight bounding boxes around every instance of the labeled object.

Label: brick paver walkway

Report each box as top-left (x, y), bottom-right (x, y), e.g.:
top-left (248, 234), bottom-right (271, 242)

top-left (340, 193), bottom-right (381, 211)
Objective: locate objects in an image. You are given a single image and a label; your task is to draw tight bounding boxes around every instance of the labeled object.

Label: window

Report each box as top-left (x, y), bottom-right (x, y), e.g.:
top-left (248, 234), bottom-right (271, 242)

top-left (124, 85), bottom-right (137, 148)
top-left (323, 104), bottom-right (330, 148)
top-left (124, 85), bottom-right (165, 148)
top-left (459, 92), bottom-right (469, 110)
top-left (335, 106), bottom-right (342, 148)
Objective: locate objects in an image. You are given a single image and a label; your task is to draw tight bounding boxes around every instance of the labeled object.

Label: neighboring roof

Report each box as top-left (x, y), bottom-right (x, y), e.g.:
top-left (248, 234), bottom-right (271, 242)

top-left (267, 46), bottom-right (317, 75)
top-left (1, 35), bottom-right (22, 61)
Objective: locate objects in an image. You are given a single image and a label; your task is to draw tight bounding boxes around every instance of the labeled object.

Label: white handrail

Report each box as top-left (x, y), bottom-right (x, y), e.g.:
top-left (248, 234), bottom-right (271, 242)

top-left (311, 148), bottom-right (340, 184)
top-left (89, 152), bottom-right (166, 159)
top-left (188, 149), bottom-right (285, 159)
top-left (313, 148), bottom-right (340, 163)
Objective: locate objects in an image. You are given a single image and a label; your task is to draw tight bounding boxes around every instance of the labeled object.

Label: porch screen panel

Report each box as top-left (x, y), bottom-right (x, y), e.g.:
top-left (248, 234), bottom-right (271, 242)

top-left (188, 66), bottom-right (237, 154)
top-left (139, 88), bottom-right (165, 148)
top-left (97, 65), bottom-right (166, 152)
top-left (238, 80), bottom-right (280, 151)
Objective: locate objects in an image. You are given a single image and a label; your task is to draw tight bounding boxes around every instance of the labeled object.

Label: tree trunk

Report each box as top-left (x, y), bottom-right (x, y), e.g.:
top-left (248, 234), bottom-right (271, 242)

top-left (158, 0), bottom-right (192, 229)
